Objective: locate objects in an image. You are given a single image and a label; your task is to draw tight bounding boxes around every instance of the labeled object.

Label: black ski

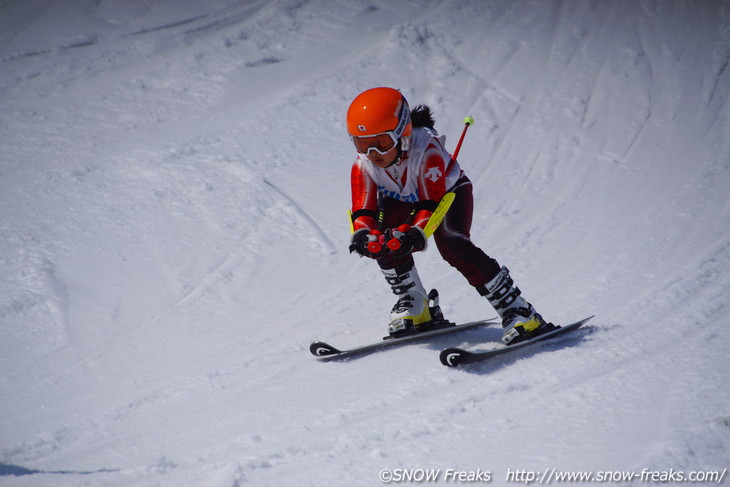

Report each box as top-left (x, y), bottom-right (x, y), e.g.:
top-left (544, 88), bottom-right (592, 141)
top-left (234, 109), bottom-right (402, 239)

top-left (439, 315), bottom-right (595, 367)
top-left (311, 318), bottom-right (497, 360)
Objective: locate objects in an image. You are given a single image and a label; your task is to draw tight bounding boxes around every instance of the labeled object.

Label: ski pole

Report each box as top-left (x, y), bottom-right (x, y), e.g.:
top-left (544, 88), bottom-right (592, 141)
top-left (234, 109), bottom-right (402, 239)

top-left (445, 115), bottom-right (474, 174)
top-left (376, 116), bottom-right (476, 251)
top-left (422, 116), bottom-right (475, 239)
top-left (452, 116), bottom-right (474, 159)
top-left (388, 116), bottom-right (476, 246)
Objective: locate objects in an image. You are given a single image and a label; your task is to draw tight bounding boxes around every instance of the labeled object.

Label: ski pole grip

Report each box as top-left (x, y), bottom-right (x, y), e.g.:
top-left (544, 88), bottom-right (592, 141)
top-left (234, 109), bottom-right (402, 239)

top-left (386, 238), bottom-right (401, 251)
top-left (386, 224), bottom-right (411, 250)
top-left (368, 241), bottom-right (383, 253)
top-left (367, 230), bottom-right (384, 254)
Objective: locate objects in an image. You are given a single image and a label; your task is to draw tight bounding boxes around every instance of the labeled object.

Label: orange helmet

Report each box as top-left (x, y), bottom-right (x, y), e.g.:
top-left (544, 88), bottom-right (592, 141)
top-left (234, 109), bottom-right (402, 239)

top-left (346, 87), bottom-right (411, 153)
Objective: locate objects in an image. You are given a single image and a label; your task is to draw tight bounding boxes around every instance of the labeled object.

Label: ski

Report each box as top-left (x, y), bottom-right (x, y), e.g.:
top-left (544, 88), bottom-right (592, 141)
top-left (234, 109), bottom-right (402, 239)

top-left (310, 318), bottom-right (497, 360)
top-left (439, 315), bottom-right (595, 367)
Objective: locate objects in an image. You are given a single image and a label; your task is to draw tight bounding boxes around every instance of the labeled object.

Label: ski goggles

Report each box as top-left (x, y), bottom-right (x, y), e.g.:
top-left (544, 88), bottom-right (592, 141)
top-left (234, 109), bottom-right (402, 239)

top-left (351, 131), bottom-right (398, 155)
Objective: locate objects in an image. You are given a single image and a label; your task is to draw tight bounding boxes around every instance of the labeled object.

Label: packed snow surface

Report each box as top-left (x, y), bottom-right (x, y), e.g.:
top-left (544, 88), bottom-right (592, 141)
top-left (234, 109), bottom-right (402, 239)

top-left (1, 1), bottom-right (729, 485)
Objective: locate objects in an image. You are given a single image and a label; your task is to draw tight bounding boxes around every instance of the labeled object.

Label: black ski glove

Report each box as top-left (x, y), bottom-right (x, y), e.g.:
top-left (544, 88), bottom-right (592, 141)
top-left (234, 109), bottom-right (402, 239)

top-left (349, 228), bottom-right (387, 259)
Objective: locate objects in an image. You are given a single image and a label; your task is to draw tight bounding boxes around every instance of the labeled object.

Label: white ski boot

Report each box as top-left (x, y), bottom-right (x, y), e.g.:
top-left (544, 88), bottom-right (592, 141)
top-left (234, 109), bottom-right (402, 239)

top-left (478, 266), bottom-right (554, 344)
top-left (382, 263), bottom-right (432, 336)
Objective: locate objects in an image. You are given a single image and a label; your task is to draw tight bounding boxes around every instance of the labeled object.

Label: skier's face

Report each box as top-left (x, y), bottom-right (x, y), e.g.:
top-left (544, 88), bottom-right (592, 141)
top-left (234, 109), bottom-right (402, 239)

top-left (366, 146), bottom-right (399, 168)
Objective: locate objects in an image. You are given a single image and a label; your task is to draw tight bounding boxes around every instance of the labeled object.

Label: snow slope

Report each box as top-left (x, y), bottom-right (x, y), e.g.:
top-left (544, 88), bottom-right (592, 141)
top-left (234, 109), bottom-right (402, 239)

top-left (1, 0), bottom-right (729, 485)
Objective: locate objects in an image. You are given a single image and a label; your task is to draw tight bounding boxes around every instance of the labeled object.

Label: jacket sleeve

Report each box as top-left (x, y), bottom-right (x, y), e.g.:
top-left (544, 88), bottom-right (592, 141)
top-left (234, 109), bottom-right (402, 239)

top-left (413, 142), bottom-right (449, 229)
top-left (350, 158), bottom-right (379, 232)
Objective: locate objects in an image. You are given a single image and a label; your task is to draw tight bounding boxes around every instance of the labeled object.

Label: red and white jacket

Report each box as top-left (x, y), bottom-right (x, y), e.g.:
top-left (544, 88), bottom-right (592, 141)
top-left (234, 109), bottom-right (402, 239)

top-left (350, 126), bottom-right (463, 232)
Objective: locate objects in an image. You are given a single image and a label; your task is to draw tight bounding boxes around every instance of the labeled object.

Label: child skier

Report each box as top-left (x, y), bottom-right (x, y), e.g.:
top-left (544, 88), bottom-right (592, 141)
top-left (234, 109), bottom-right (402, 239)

top-left (346, 87), bottom-right (553, 345)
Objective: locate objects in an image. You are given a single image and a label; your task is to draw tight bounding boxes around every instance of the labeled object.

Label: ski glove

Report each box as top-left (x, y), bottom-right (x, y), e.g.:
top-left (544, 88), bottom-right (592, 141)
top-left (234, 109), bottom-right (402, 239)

top-left (384, 224), bottom-right (426, 258)
top-left (349, 228), bottom-right (387, 259)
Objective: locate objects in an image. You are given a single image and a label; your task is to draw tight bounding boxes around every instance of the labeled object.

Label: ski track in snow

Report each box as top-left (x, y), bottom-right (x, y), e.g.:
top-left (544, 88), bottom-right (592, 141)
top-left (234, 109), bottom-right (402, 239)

top-left (1, 1), bottom-right (729, 485)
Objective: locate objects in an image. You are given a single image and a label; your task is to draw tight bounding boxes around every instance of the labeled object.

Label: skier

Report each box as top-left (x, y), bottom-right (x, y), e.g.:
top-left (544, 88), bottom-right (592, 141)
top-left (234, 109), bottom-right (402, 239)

top-left (346, 87), bottom-right (554, 345)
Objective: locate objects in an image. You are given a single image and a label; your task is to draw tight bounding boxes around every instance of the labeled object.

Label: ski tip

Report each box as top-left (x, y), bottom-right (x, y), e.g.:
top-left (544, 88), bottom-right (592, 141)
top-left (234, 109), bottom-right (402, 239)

top-left (310, 341), bottom-right (341, 357)
top-left (440, 348), bottom-right (466, 367)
